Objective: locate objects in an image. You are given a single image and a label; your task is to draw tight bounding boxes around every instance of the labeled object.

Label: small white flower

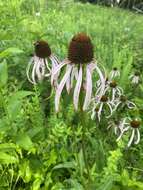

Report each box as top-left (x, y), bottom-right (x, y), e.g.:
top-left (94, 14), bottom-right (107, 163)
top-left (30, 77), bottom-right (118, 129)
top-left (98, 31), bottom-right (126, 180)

top-left (91, 95), bottom-right (113, 122)
top-left (114, 95), bottom-right (136, 110)
top-left (35, 12), bottom-right (40, 17)
top-left (129, 72), bottom-right (140, 84)
top-left (117, 118), bottom-right (141, 147)
top-left (109, 67), bottom-right (120, 79)
top-left (107, 118), bottom-right (129, 135)
top-left (104, 80), bottom-right (123, 102)
top-left (26, 41), bottom-right (59, 85)
top-left (124, 27), bottom-right (130, 32)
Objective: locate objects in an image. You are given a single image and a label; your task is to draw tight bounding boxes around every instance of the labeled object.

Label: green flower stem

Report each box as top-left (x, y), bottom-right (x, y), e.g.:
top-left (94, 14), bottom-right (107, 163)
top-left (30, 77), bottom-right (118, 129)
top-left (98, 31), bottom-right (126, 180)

top-left (79, 88), bottom-right (90, 181)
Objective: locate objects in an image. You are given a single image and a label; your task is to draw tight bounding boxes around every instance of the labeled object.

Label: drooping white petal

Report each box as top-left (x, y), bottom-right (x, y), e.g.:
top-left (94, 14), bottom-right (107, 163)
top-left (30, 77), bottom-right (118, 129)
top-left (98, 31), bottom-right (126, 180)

top-left (50, 57), bottom-right (60, 87)
top-left (88, 62), bottom-right (96, 73)
top-left (52, 54), bottom-right (60, 65)
top-left (111, 88), bottom-right (116, 102)
top-left (73, 65), bottom-right (83, 111)
top-left (127, 129), bottom-right (135, 147)
top-left (55, 65), bottom-right (73, 112)
top-left (26, 61), bottom-right (34, 84)
top-left (31, 61), bottom-right (37, 84)
top-left (51, 60), bottom-right (67, 86)
top-left (127, 101), bottom-right (136, 109)
top-left (134, 129), bottom-right (140, 145)
top-left (91, 111), bottom-right (95, 120)
top-left (116, 86), bottom-right (123, 96)
top-left (106, 102), bottom-right (113, 118)
top-left (66, 65), bottom-right (72, 94)
top-left (113, 101), bottom-right (121, 111)
top-left (97, 103), bottom-right (103, 122)
top-left (44, 59), bottom-right (51, 72)
top-left (116, 126), bottom-right (129, 141)
top-left (83, 66), bottom-right (92, 111)
top-left (35, 59), bottom-right (43, 80)
top-left (95, 64), bottom-right (105, 100)
top-left (70, 67), bottom-right (77, 89)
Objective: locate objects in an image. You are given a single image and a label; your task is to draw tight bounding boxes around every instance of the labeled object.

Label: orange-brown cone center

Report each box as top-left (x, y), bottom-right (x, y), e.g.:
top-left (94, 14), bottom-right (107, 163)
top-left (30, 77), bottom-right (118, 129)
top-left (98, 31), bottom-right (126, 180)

top-left (130, 120), bottom-right (140, 128)
top-left (34, 40), bottom-right (51, 58)
top-left (68, 33), bottom-right (94, 64)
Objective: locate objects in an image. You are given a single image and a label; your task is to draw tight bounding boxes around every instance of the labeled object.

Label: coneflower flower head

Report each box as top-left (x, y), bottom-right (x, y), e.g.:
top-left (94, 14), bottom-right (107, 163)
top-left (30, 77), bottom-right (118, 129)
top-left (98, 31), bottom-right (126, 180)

top-left (53, 33), bottom-right (105, 112)
top-left (113, 95), bottom-right (136, 110)
top-left (91, 95), bottom-right (113, 122)
top-left (129, 71), bottom-right (140, 84)
top-left (68, 33), bottom-right (94, 64)
top-left (116, 118), bottom-right (141, 147)
top-left (26, 40), bottom-right (59, 85)
top-left (109, 67), bottom-right (120, 79)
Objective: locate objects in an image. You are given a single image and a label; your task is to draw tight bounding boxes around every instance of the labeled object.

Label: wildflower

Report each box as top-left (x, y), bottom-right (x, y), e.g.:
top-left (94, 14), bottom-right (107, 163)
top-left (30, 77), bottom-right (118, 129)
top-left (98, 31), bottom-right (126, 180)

top-left (52, 33), bottom-right (105, 112)
top-left (104, 80), bottom-right (123, 102)
top-left (26, 40), bottom-right (59, 85)
top-left (35, 12), bottom-right (40, 16)
top-left (114, 95), bottom-right (136, 110)
top-left (91, 95), bottom-right (113, 122)
top-left (129, 71), bottom-right (140, 84)
top-left (117, 118), bottom-right (141, 147)
top-left (107, 118), bottom-right (129, 135)
top-left (109, 67), bottom-right (120, 79)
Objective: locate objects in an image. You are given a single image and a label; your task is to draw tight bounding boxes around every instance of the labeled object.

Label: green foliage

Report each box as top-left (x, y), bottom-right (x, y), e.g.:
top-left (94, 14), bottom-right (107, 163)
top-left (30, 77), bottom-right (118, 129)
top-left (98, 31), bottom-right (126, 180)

top-left (0, 0), bottom-right (143, 189)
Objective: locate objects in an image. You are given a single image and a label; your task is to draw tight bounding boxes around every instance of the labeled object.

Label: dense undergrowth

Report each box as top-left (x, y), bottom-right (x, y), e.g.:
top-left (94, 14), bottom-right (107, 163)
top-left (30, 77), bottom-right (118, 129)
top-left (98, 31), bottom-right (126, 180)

top-left (0, 0), bottom-right (143, 189)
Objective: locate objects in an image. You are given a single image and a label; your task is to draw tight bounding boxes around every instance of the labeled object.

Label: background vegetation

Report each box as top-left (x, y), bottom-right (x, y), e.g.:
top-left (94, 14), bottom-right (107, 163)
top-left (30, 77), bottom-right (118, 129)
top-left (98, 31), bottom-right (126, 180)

top-left (0, 0), bottom-right (143, 189)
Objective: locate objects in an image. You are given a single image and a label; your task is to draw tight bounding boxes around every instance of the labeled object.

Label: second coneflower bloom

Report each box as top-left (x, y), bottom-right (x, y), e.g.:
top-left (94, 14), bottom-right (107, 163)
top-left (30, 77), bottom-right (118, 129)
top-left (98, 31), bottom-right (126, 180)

top-left (26, 40), bottom-right (59, 84)
top-left (52, 33), bottom-right (105, 112)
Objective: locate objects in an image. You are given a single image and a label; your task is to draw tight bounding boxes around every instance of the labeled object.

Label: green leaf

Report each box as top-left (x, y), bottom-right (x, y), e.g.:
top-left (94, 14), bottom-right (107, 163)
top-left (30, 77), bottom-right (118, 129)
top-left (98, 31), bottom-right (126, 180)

top-left (19, 160), bottom-right (32, 183)
top-left (53, 161), bottom-right (75, 170)
top-left (0, 152), bottom-right (18, 164)
top-left (7, 100), bottom-right (22, 120)
top-left (97, 176), bottom-right (113, 190)
top-left (0, 48), bottom-right (23, 58)
top-left (0, 60), bottom-right (8, 87)
top-left (0, 143), bottom-right (17, 151)
top-left (7, 91), bottom-right (33, 120)
top-left (16, 133), bottom-right (34, 151)
top-left (8, 90), bottom-right (34, 102)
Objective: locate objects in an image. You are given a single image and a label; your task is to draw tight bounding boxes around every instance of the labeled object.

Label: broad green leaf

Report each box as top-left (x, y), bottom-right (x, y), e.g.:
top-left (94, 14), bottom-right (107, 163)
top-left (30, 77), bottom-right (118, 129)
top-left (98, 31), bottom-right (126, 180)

top-left (16, 133), bottom-right (34, 151)
top-left (8, 90), bottom-right (34, 102)
top-left (97, 176), bottom-right (113, 190)
top-left (0, 48), bottom-right (23, 58)
top-left (77, 149), bottom-right (85, 176)
top-left (7, 91), bottom-right (33, 120)
top-left (7, 100), bottom-right (22, 120)
top-left (0, 143), bottom-right (17, 151)
top-left (0, 152), bottom-right (18, 164)
top-left (65, 179), bottom-right (84, 190)
top-left (19, 160), bottom-right (32, 183)
top-left (53, 161), bottom-right (75, 170)
top-left (0, 118), bottom-right (10, 132)
top-left (0, 60), bottom-right (8, 87)
top-left (32, 178), bottom-right (42, 190)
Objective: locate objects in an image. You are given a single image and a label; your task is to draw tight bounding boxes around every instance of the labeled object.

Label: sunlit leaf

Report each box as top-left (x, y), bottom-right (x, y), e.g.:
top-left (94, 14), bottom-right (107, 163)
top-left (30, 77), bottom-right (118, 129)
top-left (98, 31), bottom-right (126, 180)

top-left (0, 48), bottom-right (24, 58)
top-left (0, 59), bottom-right (8, 87)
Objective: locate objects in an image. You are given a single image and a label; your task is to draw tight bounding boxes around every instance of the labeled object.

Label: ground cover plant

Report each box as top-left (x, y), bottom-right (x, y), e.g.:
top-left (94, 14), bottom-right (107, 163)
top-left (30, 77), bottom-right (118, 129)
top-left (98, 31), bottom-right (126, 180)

top-left (0, 0), bottom-right (143, 189)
